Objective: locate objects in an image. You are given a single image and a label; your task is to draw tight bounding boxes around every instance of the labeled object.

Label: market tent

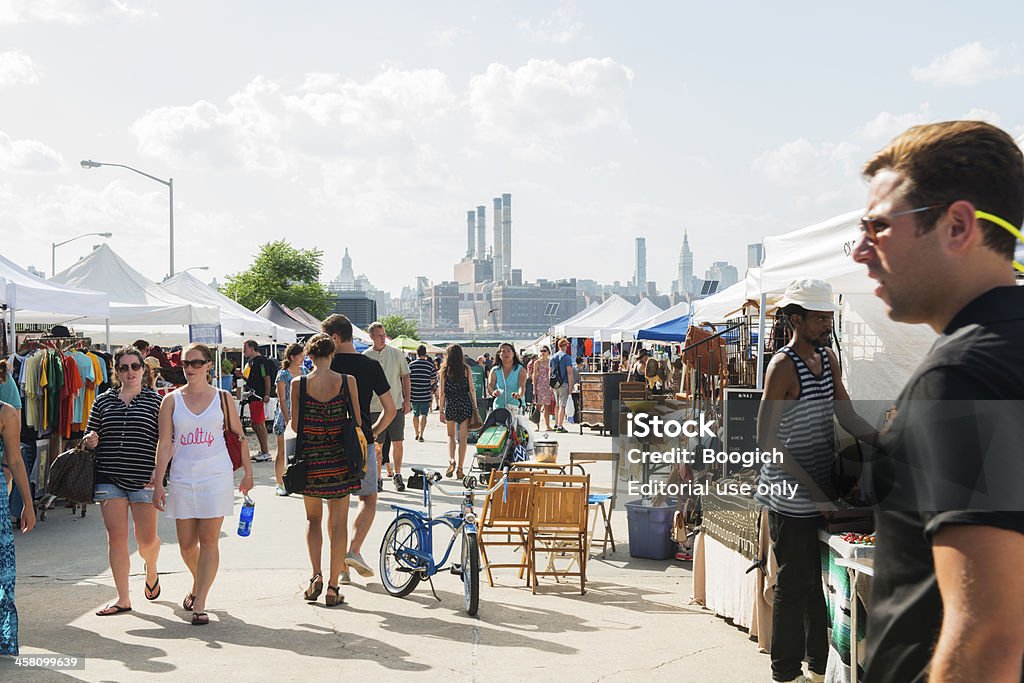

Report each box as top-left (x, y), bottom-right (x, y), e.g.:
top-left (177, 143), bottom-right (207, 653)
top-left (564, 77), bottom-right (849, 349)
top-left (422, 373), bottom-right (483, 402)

top-left (0, 253), bottom-right (109, 323)
top-left (553, 294), bottom-right (635, 338)
top-left (758, 210), bottom-right (871, 297)
top-left (519, 333), bottom-right (551, 355)
top-left (388, 336), bottom-right (444, 354)
top-left (613, 301), bottom-right (690, 343)
top-left (593, 298), bottom-right (663, 342)
top-left (287, 305), bottom-right (371, 343)
top-left (549, 301), bottom-right (599, 335)
top-left (255, 300), bottom-right (320, 338)
top-left (690, 279), bottom-right (753, 324)
top-left (637, 314), bottom-right (691, 342)
top-left (49, 244), bottom-right (219, 345)
top-left (163, 271), bottom-right (296, 346)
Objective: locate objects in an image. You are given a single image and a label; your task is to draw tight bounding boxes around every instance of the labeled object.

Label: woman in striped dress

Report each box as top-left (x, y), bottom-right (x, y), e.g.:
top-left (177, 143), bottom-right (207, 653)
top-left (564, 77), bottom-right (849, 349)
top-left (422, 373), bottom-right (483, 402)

top-left (292, 334), bottom-right (362, 607)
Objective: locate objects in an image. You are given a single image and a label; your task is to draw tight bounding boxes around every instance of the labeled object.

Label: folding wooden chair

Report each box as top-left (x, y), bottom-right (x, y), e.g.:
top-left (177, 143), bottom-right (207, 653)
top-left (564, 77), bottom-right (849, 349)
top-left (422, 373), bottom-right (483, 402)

top-left (527, 474), bottom-right (590, 594)
top-left (477, 469), bottom-right (535, 586)
top-left (569, 452), bottom-right (620, 558)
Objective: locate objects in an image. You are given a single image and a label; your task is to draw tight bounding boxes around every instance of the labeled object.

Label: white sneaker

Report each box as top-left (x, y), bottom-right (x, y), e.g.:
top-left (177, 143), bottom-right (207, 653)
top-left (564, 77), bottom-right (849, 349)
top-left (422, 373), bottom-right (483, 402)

top-left (253, 452), bottom-right (272, 462)
top-left (345, 551), bottom-right (374, 577)
top-left (339, 572), bottom-right (351, 585)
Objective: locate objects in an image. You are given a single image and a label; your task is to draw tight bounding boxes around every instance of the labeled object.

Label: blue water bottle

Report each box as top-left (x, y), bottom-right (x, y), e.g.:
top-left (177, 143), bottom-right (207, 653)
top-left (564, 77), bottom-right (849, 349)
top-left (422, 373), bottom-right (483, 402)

top-left (237, 495), bottom-right (255, 536)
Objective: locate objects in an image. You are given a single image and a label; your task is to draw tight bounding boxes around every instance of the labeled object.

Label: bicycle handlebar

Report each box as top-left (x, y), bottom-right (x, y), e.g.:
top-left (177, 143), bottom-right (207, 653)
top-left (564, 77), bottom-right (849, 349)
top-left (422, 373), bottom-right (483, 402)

top-left (429, 470), bottom-right (509, 498)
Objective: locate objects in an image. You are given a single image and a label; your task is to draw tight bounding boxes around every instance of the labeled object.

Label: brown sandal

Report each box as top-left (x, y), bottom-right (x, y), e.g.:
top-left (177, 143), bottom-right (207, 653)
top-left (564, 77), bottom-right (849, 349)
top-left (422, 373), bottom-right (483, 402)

top-left (324, 585), bottom-right (344, 607)
top-left (456, 468), bottom-right (465, 479)
top-left (182, 593), bottom-right (196, 611)
top-left (304, 573), bottom-right (324, 601)
top-left (446, 462), bottom-right (455, 478)
top-left (191, 611), bottom-right (209, 625)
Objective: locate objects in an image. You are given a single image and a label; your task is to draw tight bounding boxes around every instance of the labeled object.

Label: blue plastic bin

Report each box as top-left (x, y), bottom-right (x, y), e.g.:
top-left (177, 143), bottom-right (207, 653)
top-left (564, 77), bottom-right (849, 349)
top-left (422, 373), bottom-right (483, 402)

top-left (626, 499), bottom-right (677, 560)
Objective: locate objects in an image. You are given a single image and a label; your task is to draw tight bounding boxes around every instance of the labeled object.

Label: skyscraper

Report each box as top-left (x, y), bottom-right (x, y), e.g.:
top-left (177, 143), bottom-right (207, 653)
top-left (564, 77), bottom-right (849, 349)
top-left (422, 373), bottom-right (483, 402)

top-left (748, 242), bottom-right (764, 268)
top-left (679, 231), bottom-right (694, 295)
top-left (634, 237), bottom-right (647, 290)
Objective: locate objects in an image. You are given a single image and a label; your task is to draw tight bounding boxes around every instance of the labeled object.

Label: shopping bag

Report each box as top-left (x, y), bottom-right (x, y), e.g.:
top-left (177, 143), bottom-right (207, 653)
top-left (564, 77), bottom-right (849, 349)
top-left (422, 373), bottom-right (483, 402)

top-left (565, 394), bottom-right (575, 420)
top-left (220, 390), bottom-right (244, 471)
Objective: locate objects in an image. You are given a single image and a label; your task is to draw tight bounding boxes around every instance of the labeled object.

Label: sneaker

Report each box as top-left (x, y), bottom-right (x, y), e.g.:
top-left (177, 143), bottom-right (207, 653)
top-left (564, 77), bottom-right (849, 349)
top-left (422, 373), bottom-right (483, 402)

top-left (339, 572), bottom-right (351, 585)
top-left (556, 426), bottom-right (568, 434)
top-left (377, 478), bottom-right (384, 493)
top-left (346, 552), bottom-right (374, 577)
top-left (274, 484), bottom-right (289, 497)
top-left (393, 473), bottom-right (406, 492)
top-left (253, 452), bottom-right (273, 462)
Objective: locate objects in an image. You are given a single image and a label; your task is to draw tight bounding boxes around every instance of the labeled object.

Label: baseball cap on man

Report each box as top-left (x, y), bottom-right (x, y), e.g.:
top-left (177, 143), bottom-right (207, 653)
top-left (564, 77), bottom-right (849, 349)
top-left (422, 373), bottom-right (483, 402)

top-left (776, 278), bottom-right (838, 312)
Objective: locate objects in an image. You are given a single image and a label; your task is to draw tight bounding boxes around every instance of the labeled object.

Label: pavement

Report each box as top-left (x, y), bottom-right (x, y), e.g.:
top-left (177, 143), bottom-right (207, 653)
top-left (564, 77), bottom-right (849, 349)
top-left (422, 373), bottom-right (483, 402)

top-left (2, 415), bottom-right (769, 682)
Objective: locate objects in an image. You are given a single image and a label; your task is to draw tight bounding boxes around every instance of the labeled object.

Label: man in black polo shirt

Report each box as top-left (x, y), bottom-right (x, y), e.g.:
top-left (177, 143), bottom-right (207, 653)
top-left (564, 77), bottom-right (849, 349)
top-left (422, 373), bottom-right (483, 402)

top-left (853, 120), bottom-right (1024, 682)
top-left (241, 340), bottom-right (275, 462)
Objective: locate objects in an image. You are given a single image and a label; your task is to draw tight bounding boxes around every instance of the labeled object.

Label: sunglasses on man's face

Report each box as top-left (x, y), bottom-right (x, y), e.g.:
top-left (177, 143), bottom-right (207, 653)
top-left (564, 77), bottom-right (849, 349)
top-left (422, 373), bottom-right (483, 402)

top-left (182, 359), bottom-right (210, 369)
top-left (117, 362), bottom-right (143, 373)
top-left (859, 204), bottom-right (945, 244)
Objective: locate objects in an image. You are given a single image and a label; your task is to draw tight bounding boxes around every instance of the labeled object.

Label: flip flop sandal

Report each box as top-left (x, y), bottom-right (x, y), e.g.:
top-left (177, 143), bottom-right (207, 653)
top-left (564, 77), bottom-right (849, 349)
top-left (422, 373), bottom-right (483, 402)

top-left (183, 593), bottom-right (196, 611)
top-left (144, 564), bottom-right (161, 601)
top-left (96, 604), bottom-right (132, 616)
top-left (191, 611), bottom-right (210, 625)
top-left (304, 573), bottom-right (324, 601)
top-left (324, 585), bottom-right (344, 607)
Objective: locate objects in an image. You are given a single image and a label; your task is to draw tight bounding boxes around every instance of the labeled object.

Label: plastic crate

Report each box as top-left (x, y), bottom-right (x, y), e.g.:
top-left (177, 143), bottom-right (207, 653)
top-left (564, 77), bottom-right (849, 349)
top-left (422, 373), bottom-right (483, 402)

top-left (626, 499), bottom-right (677, 560)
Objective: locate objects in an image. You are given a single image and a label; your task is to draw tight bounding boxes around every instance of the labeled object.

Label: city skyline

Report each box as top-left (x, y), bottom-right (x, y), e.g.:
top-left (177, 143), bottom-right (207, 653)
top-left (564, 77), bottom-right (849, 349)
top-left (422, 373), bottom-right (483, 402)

top-left (2, 3), bottom-right (1022, 296)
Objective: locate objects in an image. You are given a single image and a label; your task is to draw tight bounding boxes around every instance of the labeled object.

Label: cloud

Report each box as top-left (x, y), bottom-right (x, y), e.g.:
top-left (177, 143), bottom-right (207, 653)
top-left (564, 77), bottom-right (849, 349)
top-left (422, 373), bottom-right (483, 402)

top-left (751, 138), bottom-right (859, 186)
top-left (911, 42), bottom-right (1021, 86)
top-left (857, 105), bottom-right (932, 141)
top-left (429, 27), bottom-right (462, 48)
top-left (0, 0), bottom-right (154, 24)
top-left (519, 1), bottom-right (583, 44)
top-left (133, 68), bottom-right (457, 173)
top-left (0, 50), bottom-right (40, 86)
top-left (960, 107), bottom-right (1002, 125)
top-left (0, 131), bottom-right (64, 172)
top-left (467, 58), bottom-right (634, 145)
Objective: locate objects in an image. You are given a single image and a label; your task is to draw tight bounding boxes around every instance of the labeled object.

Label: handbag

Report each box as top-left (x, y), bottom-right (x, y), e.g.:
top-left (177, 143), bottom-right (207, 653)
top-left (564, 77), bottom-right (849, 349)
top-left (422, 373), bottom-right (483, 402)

top-left (339, 374), bottom-right (367, 477)
top-left (529, 403), bottom-right (541, 425)
top-left (219, 390), bottom-right (244, 471)
top-left (468, 402), bottom-right (483, 431)
top-left (283, 377), bottom-right (309, 494)
top-left (47, 444), bottom-right (96, 503)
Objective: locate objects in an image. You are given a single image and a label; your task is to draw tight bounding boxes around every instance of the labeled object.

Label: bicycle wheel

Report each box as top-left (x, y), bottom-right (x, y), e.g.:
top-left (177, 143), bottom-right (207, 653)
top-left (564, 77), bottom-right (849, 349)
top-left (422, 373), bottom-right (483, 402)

top-left (380, 516), bottom-right (423, 597)
top-left (462, 528), bottom-right (480, 616)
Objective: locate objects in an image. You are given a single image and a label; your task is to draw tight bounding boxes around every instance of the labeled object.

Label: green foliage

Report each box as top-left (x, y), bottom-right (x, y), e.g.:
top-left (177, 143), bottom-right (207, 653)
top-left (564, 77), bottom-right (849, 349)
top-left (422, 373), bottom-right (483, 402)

top-left (379, 314), bottom-right (419, 340)
top-left (222, 240), bottom-right (334, 318)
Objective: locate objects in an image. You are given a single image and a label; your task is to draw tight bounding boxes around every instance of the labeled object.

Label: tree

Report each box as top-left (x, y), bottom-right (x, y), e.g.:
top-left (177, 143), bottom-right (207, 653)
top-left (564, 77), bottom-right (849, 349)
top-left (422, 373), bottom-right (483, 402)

top-left (221, 240), bottom-right (334, 318)
top-left (379, 314), bottom-right (419, 340)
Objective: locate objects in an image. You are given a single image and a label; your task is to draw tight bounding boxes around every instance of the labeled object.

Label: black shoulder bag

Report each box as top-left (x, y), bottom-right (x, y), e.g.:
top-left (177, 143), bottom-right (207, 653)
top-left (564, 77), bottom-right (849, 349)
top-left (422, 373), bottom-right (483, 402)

top-left (282, 376), bottom-right (309, 494)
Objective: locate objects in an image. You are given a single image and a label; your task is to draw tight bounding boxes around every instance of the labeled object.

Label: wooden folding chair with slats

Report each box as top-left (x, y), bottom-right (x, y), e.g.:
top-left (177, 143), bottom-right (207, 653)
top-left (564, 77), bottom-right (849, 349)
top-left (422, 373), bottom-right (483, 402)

top-left (477, 469), bottom-right (535, 586)
top-left (527, 473), bottom-right (590, 594)
top-left (569, 452), bottom-right (620, 558)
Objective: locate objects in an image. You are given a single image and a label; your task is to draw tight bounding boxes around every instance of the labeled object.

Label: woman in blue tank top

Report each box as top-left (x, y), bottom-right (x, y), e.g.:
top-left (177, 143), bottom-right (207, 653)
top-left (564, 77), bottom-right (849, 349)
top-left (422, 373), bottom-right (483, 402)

top-left (487, 343), bottom-right (526, 411)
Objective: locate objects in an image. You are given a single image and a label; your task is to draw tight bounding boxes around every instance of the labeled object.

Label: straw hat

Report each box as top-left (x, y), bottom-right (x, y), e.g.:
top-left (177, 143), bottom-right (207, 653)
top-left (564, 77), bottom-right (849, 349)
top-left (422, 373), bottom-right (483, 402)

top-left (776, 278), bottom-right (837, 313)
top-left (144, 356), bottom-right (161, 370)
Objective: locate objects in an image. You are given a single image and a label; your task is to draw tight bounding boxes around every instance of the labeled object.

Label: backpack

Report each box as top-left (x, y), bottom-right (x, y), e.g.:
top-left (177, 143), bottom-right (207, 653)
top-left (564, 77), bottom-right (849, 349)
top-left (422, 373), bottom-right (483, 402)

top-left (549, 354), bottom-right (564, 389)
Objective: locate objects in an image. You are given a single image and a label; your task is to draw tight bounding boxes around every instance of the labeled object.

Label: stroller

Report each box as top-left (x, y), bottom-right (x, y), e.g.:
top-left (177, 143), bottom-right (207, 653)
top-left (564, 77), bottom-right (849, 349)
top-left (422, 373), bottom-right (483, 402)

top-left (473, 407), bottom-right (530, 473)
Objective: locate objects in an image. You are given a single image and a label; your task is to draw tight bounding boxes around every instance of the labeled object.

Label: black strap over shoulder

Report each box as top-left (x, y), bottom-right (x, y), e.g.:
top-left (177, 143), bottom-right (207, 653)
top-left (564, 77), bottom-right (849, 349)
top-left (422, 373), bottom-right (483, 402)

top-left (339, 373), bottom-right (358, 425)
top-left (295, 376), bottom-right (308, 459)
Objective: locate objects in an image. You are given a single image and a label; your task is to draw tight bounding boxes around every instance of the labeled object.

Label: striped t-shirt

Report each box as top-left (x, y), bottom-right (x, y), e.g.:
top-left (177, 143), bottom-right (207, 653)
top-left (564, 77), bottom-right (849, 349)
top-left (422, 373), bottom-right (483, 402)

top-left (756, 346), bottom-right (835, 516)
top-left (408, 357), bottom-right (437, 403)
top-left (87, 387), bottom-right (162, 492)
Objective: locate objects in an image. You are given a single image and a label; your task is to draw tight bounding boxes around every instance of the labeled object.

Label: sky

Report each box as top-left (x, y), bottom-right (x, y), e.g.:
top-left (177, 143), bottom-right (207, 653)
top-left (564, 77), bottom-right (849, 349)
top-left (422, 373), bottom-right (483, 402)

top-left (2, 1), bottom-right (1022, 296)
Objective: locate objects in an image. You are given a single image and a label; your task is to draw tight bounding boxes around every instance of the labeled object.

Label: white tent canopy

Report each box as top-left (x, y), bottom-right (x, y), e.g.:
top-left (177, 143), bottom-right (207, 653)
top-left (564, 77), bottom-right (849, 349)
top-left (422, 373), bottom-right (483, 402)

top-left (553, 294), bottom-right (635, 337)
top-left (691, 278), bottom-right (753, 324)
top-left (163, 271), bottom-right (296, 346)
top-left (550, 300), bottom-right (599, 336)
top-left (594, 298), bottom-right (663, 341)
top-left (613, 300), bottom-right (690, 342)
top-left (51, 244), bottom-right (219, 345)
top-left (0, 253), bottom-right (109, 322)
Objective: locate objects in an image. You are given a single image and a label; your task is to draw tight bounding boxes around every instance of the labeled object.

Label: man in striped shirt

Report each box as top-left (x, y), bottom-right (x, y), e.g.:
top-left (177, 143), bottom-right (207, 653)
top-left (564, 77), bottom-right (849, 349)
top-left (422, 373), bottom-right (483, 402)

top-left (408, 345), bottom-right (437, 442)
top-left (756, 278), bottom-right (877, 683)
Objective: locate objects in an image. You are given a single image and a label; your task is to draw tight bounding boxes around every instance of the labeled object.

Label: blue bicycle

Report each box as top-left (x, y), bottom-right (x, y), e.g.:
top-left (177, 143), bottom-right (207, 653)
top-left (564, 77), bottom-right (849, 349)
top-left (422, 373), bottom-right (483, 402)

top-left (379, 466), bottom-right (507, 615)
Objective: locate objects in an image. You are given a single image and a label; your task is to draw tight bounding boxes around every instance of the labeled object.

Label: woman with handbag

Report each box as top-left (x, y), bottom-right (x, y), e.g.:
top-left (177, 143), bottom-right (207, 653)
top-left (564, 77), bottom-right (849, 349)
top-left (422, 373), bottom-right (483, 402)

top-left (290, 334), bottom-right (363, 607)
top-left (151, 343), bottom-right (253, 626)
top-left (530, 346), bottom-right (555, 431)
top-left (273, 343), bottom-right (306, 496)
top-left (1, 399), bottom-right (35, 655)
top-left (438, 344), bottom-right (477, 479)
top-left (82, 346), bottom-right (162, 617)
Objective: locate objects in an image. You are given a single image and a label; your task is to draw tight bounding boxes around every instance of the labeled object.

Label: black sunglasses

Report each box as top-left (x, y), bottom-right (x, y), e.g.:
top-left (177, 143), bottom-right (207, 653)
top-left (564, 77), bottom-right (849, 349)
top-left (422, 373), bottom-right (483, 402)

top-left (117, 362), bottom-right (143, 373)
top-left (859, 204), bottom-right (945, 244)
top-left (182, 359), bottom-right (210, 369)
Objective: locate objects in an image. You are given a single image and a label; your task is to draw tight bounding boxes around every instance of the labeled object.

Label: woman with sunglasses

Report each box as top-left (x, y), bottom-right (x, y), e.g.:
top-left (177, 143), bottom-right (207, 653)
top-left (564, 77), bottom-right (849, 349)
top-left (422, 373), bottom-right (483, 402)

top-left (529, 346), bottom-right (555, 431)
top-left (82, 347), bottom-right (163, 617)
top-left (152, 343), bottom-right (253, 625)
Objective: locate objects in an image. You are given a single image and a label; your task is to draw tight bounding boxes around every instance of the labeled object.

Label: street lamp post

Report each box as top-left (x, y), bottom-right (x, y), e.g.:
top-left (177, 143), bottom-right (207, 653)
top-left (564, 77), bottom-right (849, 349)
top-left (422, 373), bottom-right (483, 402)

top-left (52, 231), bottom-right (113, 277)
top-left (80, 159), bottom-right (174, 277)
top-left (165, 266), bottom-right (208, 282)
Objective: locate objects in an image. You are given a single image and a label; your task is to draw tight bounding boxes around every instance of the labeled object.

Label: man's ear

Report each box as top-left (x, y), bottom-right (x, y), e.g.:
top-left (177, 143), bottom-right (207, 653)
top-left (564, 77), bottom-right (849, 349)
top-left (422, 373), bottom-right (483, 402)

top-left (944, 200), bottom-right (979, 254)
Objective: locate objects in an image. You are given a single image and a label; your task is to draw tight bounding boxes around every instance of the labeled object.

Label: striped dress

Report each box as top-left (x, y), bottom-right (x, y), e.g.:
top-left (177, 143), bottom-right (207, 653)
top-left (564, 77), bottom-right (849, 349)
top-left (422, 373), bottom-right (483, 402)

top-left (297, 377), bottom-right (362, 499)
top-left (756, 346), bottom-right (835, 517)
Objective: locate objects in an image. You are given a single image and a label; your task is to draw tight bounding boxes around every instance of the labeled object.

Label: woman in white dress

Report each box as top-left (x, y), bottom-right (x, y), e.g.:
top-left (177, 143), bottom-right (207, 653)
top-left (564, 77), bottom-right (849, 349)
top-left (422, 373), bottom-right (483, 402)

top-left (152, 343), bottom-right (253, 625)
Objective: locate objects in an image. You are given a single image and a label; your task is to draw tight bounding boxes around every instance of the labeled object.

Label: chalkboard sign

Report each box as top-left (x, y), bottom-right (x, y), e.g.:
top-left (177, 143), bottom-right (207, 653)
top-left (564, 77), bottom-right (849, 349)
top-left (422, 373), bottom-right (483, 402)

top-left (723, 388), bottom-right (763, 456)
